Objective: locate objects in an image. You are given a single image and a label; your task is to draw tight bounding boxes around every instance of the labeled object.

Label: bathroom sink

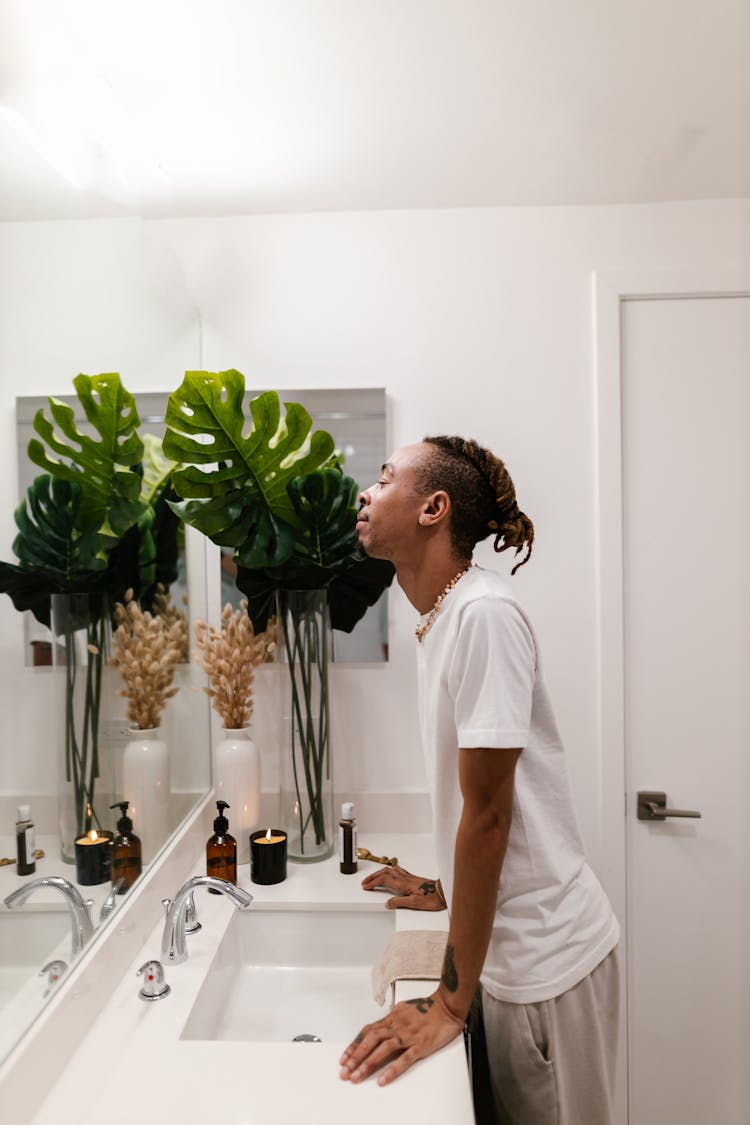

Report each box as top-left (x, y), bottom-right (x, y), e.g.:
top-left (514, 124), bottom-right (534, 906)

top-left (181, 906), bottom-right (396, 1043)
top-left (0, 902), bottom-right (71, 1061)
top-left (0, 903), bottom-right (71, 1003)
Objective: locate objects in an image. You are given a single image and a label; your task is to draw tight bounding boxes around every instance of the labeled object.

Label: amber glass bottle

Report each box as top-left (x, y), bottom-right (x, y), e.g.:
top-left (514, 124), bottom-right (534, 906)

top-left (109, 801), bottom-right (142, 892)
top-left (206, 800), bottom-right (237, 893)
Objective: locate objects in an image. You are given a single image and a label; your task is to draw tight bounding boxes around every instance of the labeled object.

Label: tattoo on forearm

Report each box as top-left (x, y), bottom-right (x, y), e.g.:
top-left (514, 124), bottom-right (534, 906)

top-left (419, 881), bottom-right (437, 896)
top-left (406, 996), bottom-right (435, 1015)
top-left (441, 943), bottom-right (458, 992)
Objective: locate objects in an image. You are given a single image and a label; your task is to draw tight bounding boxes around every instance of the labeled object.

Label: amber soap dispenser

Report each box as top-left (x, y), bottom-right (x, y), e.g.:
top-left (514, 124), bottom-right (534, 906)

top-left (206, 800), bottom-right (237, 892)
top-left (109, 801), bottom-right (142, 891)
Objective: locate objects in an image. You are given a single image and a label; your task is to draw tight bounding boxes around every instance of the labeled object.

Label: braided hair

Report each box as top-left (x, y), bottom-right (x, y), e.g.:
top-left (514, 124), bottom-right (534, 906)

top-left (416, 435), bottom-right (534, 574)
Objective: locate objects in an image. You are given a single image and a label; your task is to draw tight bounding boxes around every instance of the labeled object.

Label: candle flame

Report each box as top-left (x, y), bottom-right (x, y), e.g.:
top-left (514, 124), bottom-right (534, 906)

top-left (265, 827), bottom-right (272, 841)
top-left (89, 830), bottom-right (98, 841)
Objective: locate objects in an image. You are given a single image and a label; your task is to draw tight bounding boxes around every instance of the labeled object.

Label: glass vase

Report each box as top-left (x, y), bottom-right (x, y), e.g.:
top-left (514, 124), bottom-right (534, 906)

top-left (51, 592), bottom-right (111, 864)
top-left (276, 588), bottom-right (334, 862)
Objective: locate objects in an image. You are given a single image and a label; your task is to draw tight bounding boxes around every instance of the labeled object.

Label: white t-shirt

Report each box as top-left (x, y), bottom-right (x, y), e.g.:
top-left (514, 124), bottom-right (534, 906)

top-left (416, 565), bottom-right (619, 1004)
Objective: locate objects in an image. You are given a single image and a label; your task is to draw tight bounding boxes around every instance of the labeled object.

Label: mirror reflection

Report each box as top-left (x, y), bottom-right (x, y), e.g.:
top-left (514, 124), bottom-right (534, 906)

top-left (1, 388), bottom-right (212, 1068)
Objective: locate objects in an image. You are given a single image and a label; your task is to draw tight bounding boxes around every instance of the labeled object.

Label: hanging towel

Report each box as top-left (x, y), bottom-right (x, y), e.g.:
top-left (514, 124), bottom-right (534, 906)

top-left (371, 929), bottom-right (449, 1006)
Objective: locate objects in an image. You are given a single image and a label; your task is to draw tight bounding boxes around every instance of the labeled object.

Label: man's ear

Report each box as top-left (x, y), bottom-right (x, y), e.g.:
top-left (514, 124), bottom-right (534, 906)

top-left (419, 490), bottom-right (451, 528)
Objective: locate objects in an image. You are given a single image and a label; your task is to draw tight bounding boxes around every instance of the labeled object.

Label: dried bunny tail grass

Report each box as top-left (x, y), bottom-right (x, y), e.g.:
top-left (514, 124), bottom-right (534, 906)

top-left (152, 583), bottom-right (190, 662)
top-left (110, 592), bottom-right (182, 730)
top-left (193, 600), bottom-right (277, 729)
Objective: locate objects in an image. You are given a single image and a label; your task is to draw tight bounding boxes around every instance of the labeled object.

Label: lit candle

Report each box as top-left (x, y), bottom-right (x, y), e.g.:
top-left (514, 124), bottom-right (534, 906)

top-left (250, 827), bottom-right (287, 884)
top-left (74, 829), bottom-right (114, 886)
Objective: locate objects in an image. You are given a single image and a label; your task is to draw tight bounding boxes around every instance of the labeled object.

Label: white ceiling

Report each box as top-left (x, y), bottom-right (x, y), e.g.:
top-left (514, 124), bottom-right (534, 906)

top-left (1, 0), bottom-right (749, 222)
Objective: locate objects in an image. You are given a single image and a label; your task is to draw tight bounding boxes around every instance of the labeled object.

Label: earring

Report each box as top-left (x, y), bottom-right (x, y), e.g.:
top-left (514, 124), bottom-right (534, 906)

top-left (418, 516), bottom-right (425, 525)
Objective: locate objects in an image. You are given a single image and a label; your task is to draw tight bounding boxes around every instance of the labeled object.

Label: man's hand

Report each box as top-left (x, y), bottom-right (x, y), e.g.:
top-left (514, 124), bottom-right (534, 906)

top-left (339, 991), bottom-right (464, 1086)
top-left (360, 864), bottom-right (447, 911)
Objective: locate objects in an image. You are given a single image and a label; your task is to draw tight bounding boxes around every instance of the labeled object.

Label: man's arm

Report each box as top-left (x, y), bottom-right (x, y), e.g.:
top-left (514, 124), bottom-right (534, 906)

top-left (339, 745), bottom-right (520, 1086)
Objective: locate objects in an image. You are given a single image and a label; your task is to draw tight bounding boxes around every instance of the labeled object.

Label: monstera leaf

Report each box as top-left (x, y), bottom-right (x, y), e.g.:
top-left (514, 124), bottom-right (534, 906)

top-left (13, 475), bottom-right (109, 576)
top-left (237, 553), bottom-right (395, 635)
top-left (27, 372), bottom-right (148, 541)
top-left (126, 433), bottom-right (178, 596)
top-left (284, 469), bottom-right (360, 566)
top-left (0, 387), bottom-right (184, 626)
top-left (233, 467), bottom-right (393, 632)
top-left (236, 468), bottom-right (359, 571)
top-left (163, 368), bottom-right (394, 633)
top-left (140, 432), bottom-right (175, 506)
top-left (115, 435), bottom-right (182, 608)
top-left (0, 476), bottom-right (110, 625)
top-left (163, 371), bottom-right (336, 566)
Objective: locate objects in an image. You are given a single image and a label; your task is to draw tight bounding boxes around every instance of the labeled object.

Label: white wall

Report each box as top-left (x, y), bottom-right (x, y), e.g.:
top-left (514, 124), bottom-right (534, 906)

top-left (2, 199), bottom-right (749, 875)
top-left (0, 218), bottom-right (200, 803)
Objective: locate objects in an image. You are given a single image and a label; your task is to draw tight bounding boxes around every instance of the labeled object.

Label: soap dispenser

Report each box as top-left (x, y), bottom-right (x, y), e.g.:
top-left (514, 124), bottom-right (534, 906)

top-left (206, 800), bottom-right (237, 893)
top-left (109, 801), bottom-right (142, 892)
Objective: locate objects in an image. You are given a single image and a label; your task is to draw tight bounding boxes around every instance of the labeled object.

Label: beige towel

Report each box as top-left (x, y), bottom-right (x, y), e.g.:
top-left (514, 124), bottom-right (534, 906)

top-left (371, 929), bottom-right (448, 1006)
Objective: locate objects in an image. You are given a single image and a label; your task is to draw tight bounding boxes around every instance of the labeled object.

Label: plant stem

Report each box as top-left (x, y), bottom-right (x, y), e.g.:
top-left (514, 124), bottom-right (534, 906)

top-left (60, 597), bottom-right (105, 843)
top-left (280, 591), bottom-right (331, 855)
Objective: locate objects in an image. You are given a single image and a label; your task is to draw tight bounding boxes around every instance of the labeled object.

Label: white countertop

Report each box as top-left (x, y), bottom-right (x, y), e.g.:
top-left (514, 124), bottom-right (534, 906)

top-left (28, 835), bottom-right (475, 1125)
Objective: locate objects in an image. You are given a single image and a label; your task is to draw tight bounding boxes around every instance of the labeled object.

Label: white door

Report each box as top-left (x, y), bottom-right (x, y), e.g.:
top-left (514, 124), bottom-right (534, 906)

top-left (621, 294), bottom-right (750, 1124)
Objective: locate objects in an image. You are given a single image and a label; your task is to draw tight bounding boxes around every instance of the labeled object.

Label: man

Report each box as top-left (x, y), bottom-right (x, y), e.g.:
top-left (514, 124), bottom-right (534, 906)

top-left (339, 436), bottom-right (620, 1124)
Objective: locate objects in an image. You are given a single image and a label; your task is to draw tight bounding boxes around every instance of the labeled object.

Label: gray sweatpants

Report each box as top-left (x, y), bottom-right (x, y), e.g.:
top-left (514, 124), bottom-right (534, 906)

top-left (477, 947), bottom-right (619, 1125)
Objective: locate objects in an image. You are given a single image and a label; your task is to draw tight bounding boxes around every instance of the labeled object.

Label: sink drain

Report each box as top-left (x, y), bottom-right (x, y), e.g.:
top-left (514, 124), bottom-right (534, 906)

top-left (292, 1033), bottom-right (322, 1042)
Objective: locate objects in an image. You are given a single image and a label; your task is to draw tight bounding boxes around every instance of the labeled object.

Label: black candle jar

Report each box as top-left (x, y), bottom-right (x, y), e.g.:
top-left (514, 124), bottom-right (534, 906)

top-left (250, 828), bottom-right (287, 885)
top-left (74, 829), bottom-right (113, 886)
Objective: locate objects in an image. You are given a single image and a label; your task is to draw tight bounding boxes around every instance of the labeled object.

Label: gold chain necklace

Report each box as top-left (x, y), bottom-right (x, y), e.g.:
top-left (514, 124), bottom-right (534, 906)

top-left (415, 563), bottom-right (473, 643)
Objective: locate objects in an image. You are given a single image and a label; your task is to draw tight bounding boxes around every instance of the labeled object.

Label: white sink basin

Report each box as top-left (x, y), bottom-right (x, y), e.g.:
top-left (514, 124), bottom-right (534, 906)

top-left (0, 904), bottom-right (71, 1003)
top-left (181, 907), bottom-right (395, 1043)
top-left (0, 903), bottom-right (72, 1064)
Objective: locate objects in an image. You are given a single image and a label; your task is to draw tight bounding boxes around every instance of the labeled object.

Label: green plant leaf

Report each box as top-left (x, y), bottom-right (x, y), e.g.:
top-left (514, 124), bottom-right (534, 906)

top-left (236, 553), bottom-right (395, 635)
top-left (13, 476), bottom-right (109, 577)
top-left (163, 371), bottom-right (336, 564)
top-left (0, 562), bottom-right (106, 627)
top-left (281, 468), bottom-right (360, 569)
top-left (0, 476), bottom-right (111, 626)
top-left (140, 432), bottom-right (175, 505)
top-left (27, 372), bottom-right (147, 539)
top-left (326, 554), bottom-right (396, 633)
top-left (233, 466), bottom-right (393, 635)
top-left (122, 433), bottom-right (175, 598)
top-left (232, 468), bottom-right (358, 575)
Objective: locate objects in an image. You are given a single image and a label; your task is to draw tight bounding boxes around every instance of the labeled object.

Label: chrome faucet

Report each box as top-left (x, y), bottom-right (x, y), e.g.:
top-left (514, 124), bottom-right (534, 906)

top-left (99, 877), bottom-right (125, 923)
top-left (4, 876), bottom-right (94, 958)
top-left (161, 875), bottom-right (252, 965)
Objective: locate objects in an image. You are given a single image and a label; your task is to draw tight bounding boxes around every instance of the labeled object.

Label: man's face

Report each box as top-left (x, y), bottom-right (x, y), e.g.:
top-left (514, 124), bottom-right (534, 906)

top-left (356, 443), bottom-right (428, 562)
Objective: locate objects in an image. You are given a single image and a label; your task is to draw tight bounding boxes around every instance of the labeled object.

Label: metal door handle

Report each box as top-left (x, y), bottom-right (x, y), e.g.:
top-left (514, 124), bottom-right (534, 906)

top-left (637, 790), bottom-right (702, 821)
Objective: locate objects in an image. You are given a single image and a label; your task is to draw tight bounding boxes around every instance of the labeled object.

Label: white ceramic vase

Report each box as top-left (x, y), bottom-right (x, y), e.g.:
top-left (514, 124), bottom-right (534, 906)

top-left (213, 727), bottom-right (260, 865)
top-left (121, 727), bottom-right (170, 864)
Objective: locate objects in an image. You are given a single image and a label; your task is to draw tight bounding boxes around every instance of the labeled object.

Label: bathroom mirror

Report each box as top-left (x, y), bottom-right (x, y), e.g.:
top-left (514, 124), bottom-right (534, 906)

top-left (1, 391), bottom-right (212, 1069)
